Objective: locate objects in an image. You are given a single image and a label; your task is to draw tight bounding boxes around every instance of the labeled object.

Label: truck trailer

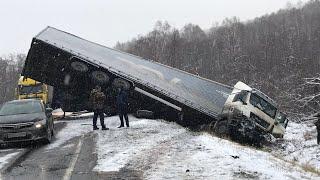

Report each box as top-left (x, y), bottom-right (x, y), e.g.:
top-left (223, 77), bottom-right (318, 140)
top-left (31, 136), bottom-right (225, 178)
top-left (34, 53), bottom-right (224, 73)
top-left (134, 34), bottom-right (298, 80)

top-left (22, 27), bottom-right (288, 142)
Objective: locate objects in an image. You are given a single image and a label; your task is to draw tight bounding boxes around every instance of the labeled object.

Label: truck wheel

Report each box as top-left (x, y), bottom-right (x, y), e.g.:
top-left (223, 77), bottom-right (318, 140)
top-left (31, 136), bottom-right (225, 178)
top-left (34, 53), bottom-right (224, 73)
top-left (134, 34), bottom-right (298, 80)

top-left (71, 61), bottom-right (88, 72)
top-left (214, 120), bottom-right (229, 137)
top-left (92, 71), bottom-right (109, 83)
top-left (112, 78), bottom-right (131, 90)
top-left (208, 121), bottom-right (216, 132)
top-left (238, 118), bottom-right (256, 137)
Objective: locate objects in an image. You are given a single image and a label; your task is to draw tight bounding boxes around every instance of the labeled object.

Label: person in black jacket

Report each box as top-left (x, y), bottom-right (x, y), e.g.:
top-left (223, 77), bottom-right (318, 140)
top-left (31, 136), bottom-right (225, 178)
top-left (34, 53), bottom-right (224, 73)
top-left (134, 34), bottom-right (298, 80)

top-left (315, 113), bottom-right (320, 145)
top-left (117, 87), bottom-right (129, 128)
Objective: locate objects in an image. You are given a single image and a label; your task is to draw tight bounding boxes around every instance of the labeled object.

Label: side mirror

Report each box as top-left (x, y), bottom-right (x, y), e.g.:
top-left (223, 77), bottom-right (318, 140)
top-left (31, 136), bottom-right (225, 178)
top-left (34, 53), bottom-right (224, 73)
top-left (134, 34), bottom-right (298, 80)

top-left (241, 100), bottom-right (247, 105)
top-left (284, 119), bottom-right (289, 128)
top-left (233, 90), bottom-right (248, 105)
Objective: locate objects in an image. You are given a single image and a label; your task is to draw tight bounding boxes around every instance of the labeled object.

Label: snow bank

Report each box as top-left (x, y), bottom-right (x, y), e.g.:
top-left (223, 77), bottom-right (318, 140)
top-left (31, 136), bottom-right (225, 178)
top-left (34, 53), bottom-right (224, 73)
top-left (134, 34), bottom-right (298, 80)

top-left (0, 151), bottom-right (20, 169)
top-left (78, 112), bottom-right (94, 118)
top-left (145, 133), bottom-right (317, 179)
top-left (273, 121), bottom-right (320, 172)
top-left (94, 116), bottom-right (319, 179)
top-left (52, 108), bottom-right (73, 118)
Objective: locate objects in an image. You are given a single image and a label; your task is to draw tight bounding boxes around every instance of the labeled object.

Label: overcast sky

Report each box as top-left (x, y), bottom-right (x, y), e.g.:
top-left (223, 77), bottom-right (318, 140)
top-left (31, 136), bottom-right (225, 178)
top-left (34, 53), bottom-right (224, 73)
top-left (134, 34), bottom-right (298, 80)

top-left (0, 0), bottom-right (308, 56)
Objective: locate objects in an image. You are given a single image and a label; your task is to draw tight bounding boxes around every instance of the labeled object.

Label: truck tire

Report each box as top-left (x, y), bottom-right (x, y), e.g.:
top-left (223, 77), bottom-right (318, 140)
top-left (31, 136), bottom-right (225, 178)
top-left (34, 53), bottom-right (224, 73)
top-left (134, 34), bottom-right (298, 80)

top-left (238, 118), bottom-right (256, 137)
top-left (214, 119), bottom-right (229, 137)
top-left (92, 71), bottom-right (109, 83)
top-left (112, 78), bottom-right (131, 90)
top-left (71, 61), bottom-right (88, 72)
top-left (207, 120), bottom-right (216, 132)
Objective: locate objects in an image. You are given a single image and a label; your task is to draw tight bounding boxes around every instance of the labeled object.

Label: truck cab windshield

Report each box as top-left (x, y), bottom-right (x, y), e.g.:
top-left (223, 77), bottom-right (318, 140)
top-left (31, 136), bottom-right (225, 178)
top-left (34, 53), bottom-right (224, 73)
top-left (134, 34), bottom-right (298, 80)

top-left (276, 112), bottom-right (289, 128)
top-left (20, 84), bottom-right (43, 94)
top-left (249, 93), bottom-right (277, 119)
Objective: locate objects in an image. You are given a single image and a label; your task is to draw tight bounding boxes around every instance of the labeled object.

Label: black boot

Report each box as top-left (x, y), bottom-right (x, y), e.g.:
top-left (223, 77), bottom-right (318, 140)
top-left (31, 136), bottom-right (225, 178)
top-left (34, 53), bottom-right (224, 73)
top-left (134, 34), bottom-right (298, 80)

top-left (125, 115), bottom-right (129, 127)
top-left (101, 126), bottom-right (109, 130)
top-left (93, 126), bottom-right (99, 130)
top-left (118, 117), bottom-right (124, 128)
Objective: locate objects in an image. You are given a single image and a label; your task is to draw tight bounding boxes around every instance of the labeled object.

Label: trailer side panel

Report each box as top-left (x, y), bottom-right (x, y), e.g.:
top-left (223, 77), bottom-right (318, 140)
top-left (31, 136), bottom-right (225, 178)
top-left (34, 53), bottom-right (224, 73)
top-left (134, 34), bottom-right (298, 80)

top-left (23, 27), bottom-right (232, 118)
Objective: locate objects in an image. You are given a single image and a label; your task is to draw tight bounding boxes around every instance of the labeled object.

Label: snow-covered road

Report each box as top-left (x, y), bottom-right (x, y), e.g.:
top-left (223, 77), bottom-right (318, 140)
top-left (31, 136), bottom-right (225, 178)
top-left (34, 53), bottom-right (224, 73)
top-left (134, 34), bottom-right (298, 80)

top-left (0, 149), bottom-right (21, 170)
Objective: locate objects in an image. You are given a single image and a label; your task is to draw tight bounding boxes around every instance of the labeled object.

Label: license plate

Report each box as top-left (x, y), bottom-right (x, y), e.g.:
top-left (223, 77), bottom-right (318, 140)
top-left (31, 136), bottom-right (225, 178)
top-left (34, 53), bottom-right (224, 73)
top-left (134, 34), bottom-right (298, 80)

top-left (7, 132), bottom-right (27, 138)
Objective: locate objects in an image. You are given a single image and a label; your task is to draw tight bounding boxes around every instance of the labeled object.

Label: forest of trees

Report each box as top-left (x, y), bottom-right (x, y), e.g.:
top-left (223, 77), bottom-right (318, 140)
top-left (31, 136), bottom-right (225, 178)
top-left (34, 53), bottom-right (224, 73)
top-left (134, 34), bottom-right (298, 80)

top-left (1, 1), bottom-right (319, 120)
top-left (0, 54), bottom-right (25, 105)
top-left (115, 0), bottom-right (320, 119)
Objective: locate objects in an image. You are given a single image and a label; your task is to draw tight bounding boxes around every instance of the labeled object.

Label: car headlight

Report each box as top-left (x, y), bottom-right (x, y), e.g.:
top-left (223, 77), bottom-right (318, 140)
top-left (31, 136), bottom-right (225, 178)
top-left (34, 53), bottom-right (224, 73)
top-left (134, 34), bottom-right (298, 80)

top-left (34, 119), bottom-right (46, 129)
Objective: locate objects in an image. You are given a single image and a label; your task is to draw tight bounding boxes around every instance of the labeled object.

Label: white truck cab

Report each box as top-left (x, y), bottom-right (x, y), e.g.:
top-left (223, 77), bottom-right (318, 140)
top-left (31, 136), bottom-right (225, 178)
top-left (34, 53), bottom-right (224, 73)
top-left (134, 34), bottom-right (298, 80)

top-left (219, 81), bottom-right (288, 139)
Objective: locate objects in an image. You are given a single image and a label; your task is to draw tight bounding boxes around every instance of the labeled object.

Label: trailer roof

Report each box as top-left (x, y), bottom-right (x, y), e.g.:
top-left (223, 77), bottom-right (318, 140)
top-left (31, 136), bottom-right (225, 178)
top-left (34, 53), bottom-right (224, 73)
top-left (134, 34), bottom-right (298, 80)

top-left (34, 26), bottom-right (232, 117)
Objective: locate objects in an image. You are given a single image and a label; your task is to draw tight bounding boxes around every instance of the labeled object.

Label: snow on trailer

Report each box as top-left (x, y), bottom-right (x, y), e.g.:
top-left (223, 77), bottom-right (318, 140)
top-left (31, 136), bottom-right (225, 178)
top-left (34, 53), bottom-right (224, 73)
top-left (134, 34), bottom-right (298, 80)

top-left (23, 26), bottom-right (232, 121)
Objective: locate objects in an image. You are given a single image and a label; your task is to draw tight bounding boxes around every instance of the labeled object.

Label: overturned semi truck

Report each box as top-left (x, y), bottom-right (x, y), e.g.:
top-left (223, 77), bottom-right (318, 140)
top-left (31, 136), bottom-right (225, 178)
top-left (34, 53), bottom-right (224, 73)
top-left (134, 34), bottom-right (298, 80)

top-left (22, 27), bottom-right (288, 141)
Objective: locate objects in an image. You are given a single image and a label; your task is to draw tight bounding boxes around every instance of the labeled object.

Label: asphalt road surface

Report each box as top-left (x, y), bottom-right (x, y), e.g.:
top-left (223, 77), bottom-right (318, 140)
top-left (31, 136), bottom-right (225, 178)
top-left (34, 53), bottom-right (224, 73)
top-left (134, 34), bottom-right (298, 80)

top-left (0, 121), bottom-right (118, 180)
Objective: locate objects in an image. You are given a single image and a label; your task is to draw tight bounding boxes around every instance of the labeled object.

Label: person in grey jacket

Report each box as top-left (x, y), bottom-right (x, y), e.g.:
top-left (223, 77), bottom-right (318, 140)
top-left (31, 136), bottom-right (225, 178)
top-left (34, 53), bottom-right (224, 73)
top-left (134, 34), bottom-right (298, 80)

top-left (90, 86), bottom-right (109, 130)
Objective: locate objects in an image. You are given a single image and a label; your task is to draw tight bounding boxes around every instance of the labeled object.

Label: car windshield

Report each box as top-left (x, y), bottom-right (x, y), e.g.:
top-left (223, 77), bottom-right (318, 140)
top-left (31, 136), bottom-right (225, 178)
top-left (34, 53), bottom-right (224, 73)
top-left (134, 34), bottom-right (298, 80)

top-left (19, 84), bottom-right (43, 94)
top-left (249, 93), bottom-right (277, 119)
top-left (0, 101), bottom-right (43, 116)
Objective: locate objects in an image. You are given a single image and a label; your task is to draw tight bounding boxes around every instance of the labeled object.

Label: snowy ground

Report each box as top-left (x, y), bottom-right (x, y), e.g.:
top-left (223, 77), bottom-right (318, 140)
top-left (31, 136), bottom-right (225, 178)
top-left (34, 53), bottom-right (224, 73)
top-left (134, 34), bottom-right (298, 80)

top-left (271, 121), bottom-right (320, 173)
top-left (0, 115), bottom-right (318, 179)
top-left (93, 116), bottom-right (319, 179)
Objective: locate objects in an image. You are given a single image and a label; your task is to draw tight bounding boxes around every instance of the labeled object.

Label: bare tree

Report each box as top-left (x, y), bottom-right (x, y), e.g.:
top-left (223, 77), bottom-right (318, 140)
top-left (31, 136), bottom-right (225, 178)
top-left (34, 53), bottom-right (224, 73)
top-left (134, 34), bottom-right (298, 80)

top-left (0, 54), bottom-right (26, 104)
top-left (116, 1), bottom-right (320, 119)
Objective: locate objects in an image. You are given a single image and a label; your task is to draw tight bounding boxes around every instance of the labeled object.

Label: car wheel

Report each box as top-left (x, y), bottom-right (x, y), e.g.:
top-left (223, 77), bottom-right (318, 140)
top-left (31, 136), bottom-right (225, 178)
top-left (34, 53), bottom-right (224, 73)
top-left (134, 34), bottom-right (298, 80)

top-left (45, 126), bottom-right (53, 144)
top-left (51, 128), bottom-right (54, 137)
top-left (51, 122), bottom-right (55, 137)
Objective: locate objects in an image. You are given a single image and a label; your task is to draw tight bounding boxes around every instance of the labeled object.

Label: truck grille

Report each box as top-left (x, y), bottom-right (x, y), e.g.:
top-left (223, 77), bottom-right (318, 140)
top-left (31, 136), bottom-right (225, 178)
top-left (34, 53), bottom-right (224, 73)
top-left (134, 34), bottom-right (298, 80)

top-left (0, 122), bottom-right (34, 130)
top-left (250, 113), bottom-right (269, 129)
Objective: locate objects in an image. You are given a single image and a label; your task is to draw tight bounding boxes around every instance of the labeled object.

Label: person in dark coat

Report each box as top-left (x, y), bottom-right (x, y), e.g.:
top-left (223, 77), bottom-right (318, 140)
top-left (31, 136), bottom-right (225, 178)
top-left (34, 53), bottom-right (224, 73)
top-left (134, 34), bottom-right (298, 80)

top-left (116, 87), bottom-right (129, 128)
top-left (90, 85), bottom-right (109, 130)
top-left (315, 113), bottom-right (320, 145)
